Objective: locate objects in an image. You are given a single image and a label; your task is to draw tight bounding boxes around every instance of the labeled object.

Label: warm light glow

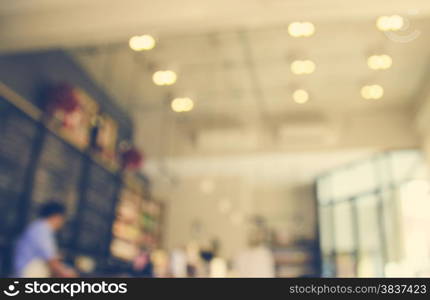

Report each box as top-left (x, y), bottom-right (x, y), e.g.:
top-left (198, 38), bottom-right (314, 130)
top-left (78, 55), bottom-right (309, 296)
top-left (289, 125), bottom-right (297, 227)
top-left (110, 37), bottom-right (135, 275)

top-left (361, 85), bottom-right (384, 100)
top-left (152, 70), bottom-right (177, 86)
top-left (367, 55), bottom-right (392, 70)
top-left (171, 97), bottom-right (194, 112)
top-left (376, 15), bottom-right (404, 31)
top-left (129, 34), bottom-right (156, 51)
top-left (291, 60), bottom-right (316, 75)
top-left (288, 22), bottom-right (315, 37)
top-left (293, 89), bottom-right (309, 104)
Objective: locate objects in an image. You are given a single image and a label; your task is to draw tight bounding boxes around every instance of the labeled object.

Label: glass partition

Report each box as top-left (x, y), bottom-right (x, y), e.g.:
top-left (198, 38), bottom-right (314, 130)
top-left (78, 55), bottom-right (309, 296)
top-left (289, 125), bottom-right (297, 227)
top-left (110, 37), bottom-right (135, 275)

top-left (356, 194), bottom-right (383, 277)
top-left (316, 149), bottom-right (430, 277)
top-left (334, 201), bottom-right (355, 277)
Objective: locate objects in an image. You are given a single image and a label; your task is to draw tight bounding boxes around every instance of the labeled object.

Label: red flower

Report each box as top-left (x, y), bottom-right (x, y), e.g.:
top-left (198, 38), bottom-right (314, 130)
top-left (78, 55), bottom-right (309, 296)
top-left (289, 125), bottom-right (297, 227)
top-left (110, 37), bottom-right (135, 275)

top-left (47, 83), bottom-right (80, 113)
top-left (121, 148), bottom-right (144, 170)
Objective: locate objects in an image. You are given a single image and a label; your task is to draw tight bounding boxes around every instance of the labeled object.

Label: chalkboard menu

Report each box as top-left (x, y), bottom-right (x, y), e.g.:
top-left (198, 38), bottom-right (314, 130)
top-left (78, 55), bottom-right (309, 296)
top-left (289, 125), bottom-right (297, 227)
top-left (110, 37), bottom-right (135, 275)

top-left (0, 101), bottom-right (39, 275)
top-left (31, 132), bottom-right (83, 248)
top-left (75, 162), bottom-right (119, 258)
top-left (0, 102), bottom-right (38, 239)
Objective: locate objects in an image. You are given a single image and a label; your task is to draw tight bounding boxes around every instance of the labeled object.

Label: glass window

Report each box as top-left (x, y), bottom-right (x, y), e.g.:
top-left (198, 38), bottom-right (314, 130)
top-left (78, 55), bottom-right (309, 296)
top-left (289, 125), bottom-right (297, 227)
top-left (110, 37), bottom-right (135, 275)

top-left (331, 161), bottom-right (376, 200)
top-left (374, 154), bottom-right (392, 190)
top-left (381, 189), bottom-right (402, 264)
top-left (316, 149), bottom-right (430, 278)
top-left (390, 150), bottom-right (422, 184)
top-left (334, 201), bottom-right (356, 277)
top-left (334, 201), bottom-right (354, 254)
top-left (348, 161), bottom-right (377, 196)
top-left (321, 254), bottom-right (335, 277)
top-left (318, 205), bottom-right (334, 256)
top-left (331, 168), bottom-right (353, 200)
top-left (317, 175), bottom-right (331, 204)
top-left (356, 194), bottom-right (384, 277)
top-left (398, 181), bottom-right (430, 275)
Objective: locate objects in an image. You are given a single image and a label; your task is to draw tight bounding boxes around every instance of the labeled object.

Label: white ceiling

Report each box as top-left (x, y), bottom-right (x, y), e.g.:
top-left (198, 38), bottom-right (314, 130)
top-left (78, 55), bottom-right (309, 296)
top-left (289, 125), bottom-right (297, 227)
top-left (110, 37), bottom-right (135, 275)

top-left (2, 1), bottom-right (430, 248)
top-left (70, 19), bottom-right (430, 118)
top-left (0, 0), bottom-right (428, 182)
top-left (2, 0), bottom-right (430, 49)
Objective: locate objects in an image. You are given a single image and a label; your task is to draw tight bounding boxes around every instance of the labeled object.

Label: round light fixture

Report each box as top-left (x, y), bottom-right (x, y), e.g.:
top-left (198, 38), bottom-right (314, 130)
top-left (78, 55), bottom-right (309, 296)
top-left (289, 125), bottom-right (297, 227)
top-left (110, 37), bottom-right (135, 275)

top-left (171, 97), bottom-right (194, 112)
top-left (291, 60), bottom-right (316, 75)
top-left (129, 34), bottom-right (156, 51)
top-left (367, 54), bottom-right (392, 70)
top-left (293, 89), bottom-right (309, 104)
top-left (361, 84), bottom-right (384, 100)
top-left (288, 22), bottom-right (315, 37)
top-left (153, 70), bottom-right (177, 86)
top-left (376, 15), bottom-right (404, 31)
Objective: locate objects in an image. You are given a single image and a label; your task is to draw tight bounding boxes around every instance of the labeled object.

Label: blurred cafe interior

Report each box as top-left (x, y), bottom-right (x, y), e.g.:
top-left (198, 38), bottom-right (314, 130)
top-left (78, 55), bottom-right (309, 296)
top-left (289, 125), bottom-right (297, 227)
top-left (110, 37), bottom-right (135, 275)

top-left (1, 0), bottom-right (430, 277)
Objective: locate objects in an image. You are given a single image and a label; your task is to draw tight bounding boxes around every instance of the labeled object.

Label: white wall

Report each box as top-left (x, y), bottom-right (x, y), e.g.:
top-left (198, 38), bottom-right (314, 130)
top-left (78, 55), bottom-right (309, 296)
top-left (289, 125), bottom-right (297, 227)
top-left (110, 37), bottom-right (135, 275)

top-left (146, 150), bottom-right (379, 259)
top-left (162, 175), bottom-right (317, 259)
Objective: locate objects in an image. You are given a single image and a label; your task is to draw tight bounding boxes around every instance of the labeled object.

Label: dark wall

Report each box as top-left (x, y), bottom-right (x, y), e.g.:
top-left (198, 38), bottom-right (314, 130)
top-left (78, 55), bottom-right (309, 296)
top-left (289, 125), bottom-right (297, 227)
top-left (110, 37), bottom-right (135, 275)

top-left (0, 50), bottom-right (133, 141)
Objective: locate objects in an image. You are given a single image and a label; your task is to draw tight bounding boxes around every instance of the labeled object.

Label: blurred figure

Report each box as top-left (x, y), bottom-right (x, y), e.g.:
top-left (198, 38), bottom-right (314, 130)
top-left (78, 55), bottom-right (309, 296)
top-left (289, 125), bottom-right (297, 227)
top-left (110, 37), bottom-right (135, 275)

top-left (170, 247), bottom-right (187, 277)
top-left (234, 231), bottom-right (275, 277)
top-left (209, 257), bottom-right (228, 278)
top-left (151, 249), bottom-right (170, 277)
top-left (74, 256), bottom-right (96, 276)
top-left (200, 246), bottom-right (215, 276)
top-left (132, 248), bottom-right (154, 278)
top-left (13, 201), bottom-right (77, 278)
top-left (206, 238), bottom-right (227, 277)
top-left (185, 241), bottom-right (202, 277)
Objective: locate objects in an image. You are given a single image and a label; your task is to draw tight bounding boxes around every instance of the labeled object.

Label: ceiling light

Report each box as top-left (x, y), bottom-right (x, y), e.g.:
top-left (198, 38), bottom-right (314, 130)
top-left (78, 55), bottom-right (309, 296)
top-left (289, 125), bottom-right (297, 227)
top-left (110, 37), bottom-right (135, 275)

top-left (376, 15), bottom-right (404, 31)
top-left (153, 70), bottom-right (177, 86)
top-left (367, 55), bottom-right (392, 70)
top-left (129, 34), bottom-right (156, 51)
top-left (361, 85), bottom-right (384, 100)
top-left (293, 89), bottom-right (309, 104)
top-left (171, 97), bottom-right (194, 112)
top-left (291, 60), bottom-right (316, 75)
top-left (288, 22), bottom-right (315, 37)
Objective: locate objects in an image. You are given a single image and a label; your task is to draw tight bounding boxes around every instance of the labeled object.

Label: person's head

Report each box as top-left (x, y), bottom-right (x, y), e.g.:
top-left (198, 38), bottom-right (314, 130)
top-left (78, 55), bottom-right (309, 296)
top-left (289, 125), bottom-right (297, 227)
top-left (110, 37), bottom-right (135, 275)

top-left (38, 201), bottom-right (66, 231)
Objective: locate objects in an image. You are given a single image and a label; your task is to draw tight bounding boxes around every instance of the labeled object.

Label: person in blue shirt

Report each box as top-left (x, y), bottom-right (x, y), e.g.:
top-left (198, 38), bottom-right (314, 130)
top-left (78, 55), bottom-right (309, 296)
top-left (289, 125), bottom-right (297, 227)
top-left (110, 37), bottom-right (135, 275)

top-left (13, 201), bottom-right (77, 277)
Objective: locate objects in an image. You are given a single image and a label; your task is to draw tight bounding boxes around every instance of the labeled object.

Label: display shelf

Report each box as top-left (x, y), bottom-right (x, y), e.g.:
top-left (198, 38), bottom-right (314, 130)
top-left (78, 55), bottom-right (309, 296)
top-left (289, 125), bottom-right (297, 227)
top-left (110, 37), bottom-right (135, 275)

top-left (110, 177), bottom-right (162, 262)
top-left (0, 82), bottom-right (154, 276)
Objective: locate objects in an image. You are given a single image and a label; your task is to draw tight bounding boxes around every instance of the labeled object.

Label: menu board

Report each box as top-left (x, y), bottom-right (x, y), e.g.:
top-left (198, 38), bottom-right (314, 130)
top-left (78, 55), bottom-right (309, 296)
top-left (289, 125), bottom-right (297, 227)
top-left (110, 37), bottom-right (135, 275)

top-left (75, 163), bottom-right (119, 256)
top-left (31, 132), bottom-right (83, 247)
top-left (0, 104), bottom-right (38, 238)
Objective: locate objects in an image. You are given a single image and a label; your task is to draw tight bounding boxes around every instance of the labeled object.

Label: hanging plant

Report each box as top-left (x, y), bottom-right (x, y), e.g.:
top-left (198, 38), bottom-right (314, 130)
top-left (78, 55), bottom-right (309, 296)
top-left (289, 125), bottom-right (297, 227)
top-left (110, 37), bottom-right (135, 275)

top-left (121, 147), bottom-right (144, 171)
top-left (45, 83), bottom-right (81, 129)
top-left (46, 83), bottom-right (80, 114)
